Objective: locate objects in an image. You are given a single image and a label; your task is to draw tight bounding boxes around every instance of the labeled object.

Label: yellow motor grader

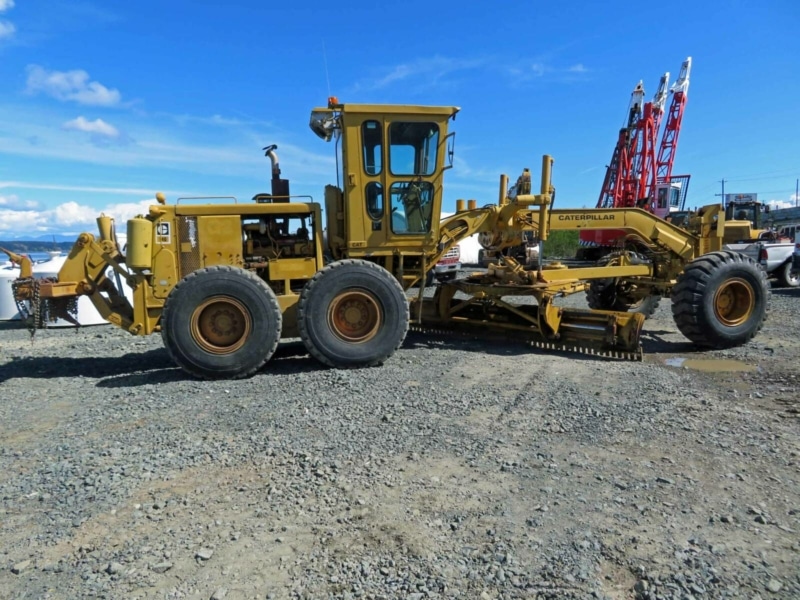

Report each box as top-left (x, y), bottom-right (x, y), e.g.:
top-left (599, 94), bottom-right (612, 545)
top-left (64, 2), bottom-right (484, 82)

top-left (2, 99), bottom-right (768, 379)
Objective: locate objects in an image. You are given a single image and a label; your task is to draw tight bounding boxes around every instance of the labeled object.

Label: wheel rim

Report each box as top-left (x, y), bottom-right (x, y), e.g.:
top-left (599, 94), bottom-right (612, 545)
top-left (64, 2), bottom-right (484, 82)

top-left (190, 296), bottom-right (252, 354)
top-left (327, 290), bottom-right (382, 343)
top-left (713, 278), bottom-right (754, 327)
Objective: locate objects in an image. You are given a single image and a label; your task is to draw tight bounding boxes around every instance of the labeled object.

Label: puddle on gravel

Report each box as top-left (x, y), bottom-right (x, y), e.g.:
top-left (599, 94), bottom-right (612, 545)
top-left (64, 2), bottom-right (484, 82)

top-left (664, 357), bottom-right (757, 372)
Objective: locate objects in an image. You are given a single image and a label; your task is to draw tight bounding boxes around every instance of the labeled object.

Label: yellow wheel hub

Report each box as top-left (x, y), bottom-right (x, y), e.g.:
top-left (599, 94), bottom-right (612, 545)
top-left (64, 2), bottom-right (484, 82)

top-left (191, 297), bottom-right (251, 354)
top-left (328, 291), bottom-right (381, 343)
top-left (713, 278), bottom-right (754, 327)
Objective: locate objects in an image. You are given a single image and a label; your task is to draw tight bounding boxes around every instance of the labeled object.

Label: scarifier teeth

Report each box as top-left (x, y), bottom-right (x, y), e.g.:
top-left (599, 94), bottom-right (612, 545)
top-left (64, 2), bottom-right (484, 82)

top-left (409, 323), bottom-right (643, 362)
top-left (528, 339), bottom-right (642, 360)
top-left (526, 339), bottom-right (643, 361)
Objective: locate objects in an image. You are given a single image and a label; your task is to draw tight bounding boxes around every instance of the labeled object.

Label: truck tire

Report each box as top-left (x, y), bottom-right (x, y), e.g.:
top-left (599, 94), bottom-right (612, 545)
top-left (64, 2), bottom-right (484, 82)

top-left (161, 266), bottom-right (282, 380)
top-left (671, 251), bottom-right (768, 348)
top-left (775, 261), bottom-right (800, 288)
top-left (298, 259), bottom-right (409, 368)
top-left (586, 280), bottom-right (661, 318)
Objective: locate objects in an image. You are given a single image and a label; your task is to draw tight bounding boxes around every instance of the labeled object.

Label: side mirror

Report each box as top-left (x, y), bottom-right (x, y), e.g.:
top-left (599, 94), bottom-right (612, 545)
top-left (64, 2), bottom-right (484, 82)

top-left (443, 132), bottom-right (456, 171)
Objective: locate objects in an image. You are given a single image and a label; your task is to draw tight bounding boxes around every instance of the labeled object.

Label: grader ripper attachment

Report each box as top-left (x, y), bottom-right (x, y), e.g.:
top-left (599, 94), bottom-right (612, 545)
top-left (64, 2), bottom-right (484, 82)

top-left (3, 100), bottom-right (769, 379)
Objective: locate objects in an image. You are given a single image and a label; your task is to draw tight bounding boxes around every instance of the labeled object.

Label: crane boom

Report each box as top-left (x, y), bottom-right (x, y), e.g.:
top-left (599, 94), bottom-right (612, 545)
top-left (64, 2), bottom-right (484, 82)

top-left (597, 82), bottom-right (644, 208)
top-left (656, 57), bottom-right (691, 183)
top-left (580, 58), bottom-right (693, 258)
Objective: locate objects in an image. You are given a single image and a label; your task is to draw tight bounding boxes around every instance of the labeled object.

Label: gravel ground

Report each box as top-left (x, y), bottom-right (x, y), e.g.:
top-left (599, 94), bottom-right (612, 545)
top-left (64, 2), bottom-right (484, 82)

top-left (0, 279), bottom-right (798, 600)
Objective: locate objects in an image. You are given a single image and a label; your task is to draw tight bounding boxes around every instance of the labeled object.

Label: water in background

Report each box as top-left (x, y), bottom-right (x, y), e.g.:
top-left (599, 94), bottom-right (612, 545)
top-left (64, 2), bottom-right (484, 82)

top-left (1, 251), bottom-right (62, 268)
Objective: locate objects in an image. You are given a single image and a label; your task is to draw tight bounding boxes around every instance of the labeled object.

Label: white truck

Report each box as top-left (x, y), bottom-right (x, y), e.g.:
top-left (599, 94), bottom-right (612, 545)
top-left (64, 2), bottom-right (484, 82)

top-left (724, 235), bottom-right (798, 288)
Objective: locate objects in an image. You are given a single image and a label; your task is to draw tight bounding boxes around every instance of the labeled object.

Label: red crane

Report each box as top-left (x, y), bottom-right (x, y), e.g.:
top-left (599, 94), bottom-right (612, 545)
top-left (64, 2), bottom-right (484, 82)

top-left (579, 57), bottom-right (692, 258)
top-left (652, 57), bottom-right (692, 219)
top-left (617, 71), bottom-right (669, 209)
top-left (596, 81), bottom-right (645, 209)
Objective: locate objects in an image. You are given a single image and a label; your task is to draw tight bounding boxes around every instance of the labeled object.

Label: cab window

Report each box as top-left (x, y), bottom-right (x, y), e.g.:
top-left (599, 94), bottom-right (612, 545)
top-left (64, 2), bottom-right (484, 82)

top-left (366, 182), bottom-right (384, 221)
top-left (389, 122), bottom-right (439, 175)
top-left (362, 120), bottom-right (382, 175)
top-left (657, 187), bottom-right (668, 209)
top-left (390, 181), bottom-right (434, 234)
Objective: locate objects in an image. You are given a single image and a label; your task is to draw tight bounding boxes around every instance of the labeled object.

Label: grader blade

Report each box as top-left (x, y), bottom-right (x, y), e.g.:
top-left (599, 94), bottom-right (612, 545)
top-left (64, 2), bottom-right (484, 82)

top-left (411, 294), bottom-right (645, 361)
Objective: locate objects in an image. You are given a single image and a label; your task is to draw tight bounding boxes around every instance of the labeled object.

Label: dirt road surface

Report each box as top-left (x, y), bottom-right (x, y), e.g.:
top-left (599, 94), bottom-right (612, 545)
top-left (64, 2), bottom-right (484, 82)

top-left (0, 287), bottom-right (798, 599)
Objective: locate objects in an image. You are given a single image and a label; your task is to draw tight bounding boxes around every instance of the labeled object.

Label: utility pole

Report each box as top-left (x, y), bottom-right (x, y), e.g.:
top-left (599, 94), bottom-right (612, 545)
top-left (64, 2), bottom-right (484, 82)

top-left (796, 178), bottom-right (798, 207)
top-left (715, 178), bottom-right (726, 207)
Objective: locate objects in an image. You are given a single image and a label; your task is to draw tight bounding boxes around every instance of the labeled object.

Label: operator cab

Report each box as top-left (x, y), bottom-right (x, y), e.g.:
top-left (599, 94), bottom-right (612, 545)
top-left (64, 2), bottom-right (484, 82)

top-left (653, 175), bottom-right (690, 219)
top-left (310, 98), bottom-right (459, 273)
top-left (723, 201), bottom-right (773, 242)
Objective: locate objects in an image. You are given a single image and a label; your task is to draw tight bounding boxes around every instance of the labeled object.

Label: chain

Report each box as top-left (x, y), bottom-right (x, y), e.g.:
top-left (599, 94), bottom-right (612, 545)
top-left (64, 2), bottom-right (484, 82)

top-left (10, 276), bottom-right (79, 337)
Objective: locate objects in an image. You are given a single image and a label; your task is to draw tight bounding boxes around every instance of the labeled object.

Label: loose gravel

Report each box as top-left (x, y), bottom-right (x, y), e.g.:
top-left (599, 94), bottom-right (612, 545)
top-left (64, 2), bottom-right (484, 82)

top-left (0, 281), bottom-right (798, 599)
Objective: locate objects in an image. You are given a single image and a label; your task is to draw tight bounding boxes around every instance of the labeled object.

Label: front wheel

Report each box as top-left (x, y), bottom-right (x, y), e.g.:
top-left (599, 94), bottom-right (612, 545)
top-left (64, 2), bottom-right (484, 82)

top-left (297, 259), bottom-right (409, 368)
top-left (775, 261), bottom-right (800, 288)
top-left (671, 251), bottom-right (769, 348)
top-left (161, 266), bottom-right (282, 379)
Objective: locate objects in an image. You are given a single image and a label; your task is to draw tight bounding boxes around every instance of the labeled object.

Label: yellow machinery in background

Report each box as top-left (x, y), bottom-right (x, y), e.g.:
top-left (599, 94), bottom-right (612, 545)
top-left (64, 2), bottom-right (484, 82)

top-left (2, 99), bottom-right (769, 379)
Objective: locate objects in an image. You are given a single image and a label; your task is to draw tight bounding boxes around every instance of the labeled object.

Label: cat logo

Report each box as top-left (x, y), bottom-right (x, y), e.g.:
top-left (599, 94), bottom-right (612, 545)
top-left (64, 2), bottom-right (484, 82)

top-left (155, 222), bottom-right (171, 245)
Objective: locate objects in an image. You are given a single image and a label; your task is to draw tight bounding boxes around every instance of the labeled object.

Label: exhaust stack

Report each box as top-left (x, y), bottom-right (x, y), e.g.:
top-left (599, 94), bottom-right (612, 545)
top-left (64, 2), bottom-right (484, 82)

top-left (263, 144), bottom-right (290, 202)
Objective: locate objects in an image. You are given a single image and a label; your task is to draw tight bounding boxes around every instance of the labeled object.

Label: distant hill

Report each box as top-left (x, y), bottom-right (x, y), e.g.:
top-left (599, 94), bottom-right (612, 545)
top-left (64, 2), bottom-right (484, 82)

top-left (0, 233), bottom-right (80, 243)
top-left (0, 240), bottom-right (75, 254)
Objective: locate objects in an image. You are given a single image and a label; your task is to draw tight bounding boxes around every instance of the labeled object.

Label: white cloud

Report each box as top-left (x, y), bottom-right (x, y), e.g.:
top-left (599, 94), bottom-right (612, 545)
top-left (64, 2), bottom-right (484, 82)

top-left (0, 181), bottom-right (177, 196)
top-left (99, 199), bottom-right (156, 223)
top-left (26, 65), bottom-right (122, 106)
top-left (169, 113), bottom-right (269, 128)
top-left (0, 20), bottom-right (14, 39)
top-left (0, 0), bottom-right (15, 41)
top-left (0, 209), bottom-right (48, 233)
top-left (358, 55), bottom-right (593, 93)
top-left (505, 59), bottom-right (591, 85)
top-left (52, 201), bottom-right (96, 226)
top-left (530, 62), bottom-right (547, 77)
top-left (354, 56), bottom-right (489, 91)
top-left (0, 198), bottom-right (156, 235)
top-left (0, 194), bottom-right (39, 211)
top-left (63, 116), bottom-right (120, 138)
top-left (767, 199), bottom-right (797, 210)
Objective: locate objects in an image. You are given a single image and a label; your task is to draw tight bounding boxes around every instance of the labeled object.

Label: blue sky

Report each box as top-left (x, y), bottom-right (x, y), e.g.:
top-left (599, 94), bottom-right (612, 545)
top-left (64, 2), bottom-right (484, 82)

top-left (0, 0), bottom-right (798, 239)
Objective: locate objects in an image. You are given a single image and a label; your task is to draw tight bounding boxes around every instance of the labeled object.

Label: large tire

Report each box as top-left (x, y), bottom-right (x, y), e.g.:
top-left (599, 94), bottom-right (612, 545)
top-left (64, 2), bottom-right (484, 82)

top-left (671, 251), bottom-right (769, 349)
top-left (586, 279), bottom-right (661, 318)
top-left (298, 259), bottom-right (409, 368)
top-left (775, 261), bottom-right (800, 288)
top-left (161, 266), bottom-right (282, 379)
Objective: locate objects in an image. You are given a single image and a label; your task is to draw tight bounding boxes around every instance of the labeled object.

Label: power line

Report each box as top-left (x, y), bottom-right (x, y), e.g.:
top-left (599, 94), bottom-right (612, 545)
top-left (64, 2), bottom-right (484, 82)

top-left (722, 168), bottom-right (799, 183)
top-left (724, 175), bottom-right (798, 184)
top-left (752, 189), bottom-right (797, 196)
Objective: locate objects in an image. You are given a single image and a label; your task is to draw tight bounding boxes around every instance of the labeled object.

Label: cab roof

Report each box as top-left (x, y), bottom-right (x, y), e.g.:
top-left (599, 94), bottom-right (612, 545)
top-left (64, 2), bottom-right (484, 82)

top-left (313, 101), bottom-right (460, 118)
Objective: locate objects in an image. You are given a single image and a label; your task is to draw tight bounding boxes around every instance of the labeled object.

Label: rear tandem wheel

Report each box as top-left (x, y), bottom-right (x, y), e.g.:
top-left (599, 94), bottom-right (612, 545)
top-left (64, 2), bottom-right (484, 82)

top-left (297, 259), bottom-right (409, 368)
top-left (671, 251), bottom-right (769, 349)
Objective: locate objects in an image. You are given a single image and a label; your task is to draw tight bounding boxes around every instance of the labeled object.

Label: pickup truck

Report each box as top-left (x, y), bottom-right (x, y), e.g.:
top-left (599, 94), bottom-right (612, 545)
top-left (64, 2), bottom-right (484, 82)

top-left (433, 244), bottom-right (461, 282)
top-left (724, 238), bottom-right (798, 287)
top-left (423, 244), bottom-right (462, 286)
top-left (793, 232), bottom-right (800, 273)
